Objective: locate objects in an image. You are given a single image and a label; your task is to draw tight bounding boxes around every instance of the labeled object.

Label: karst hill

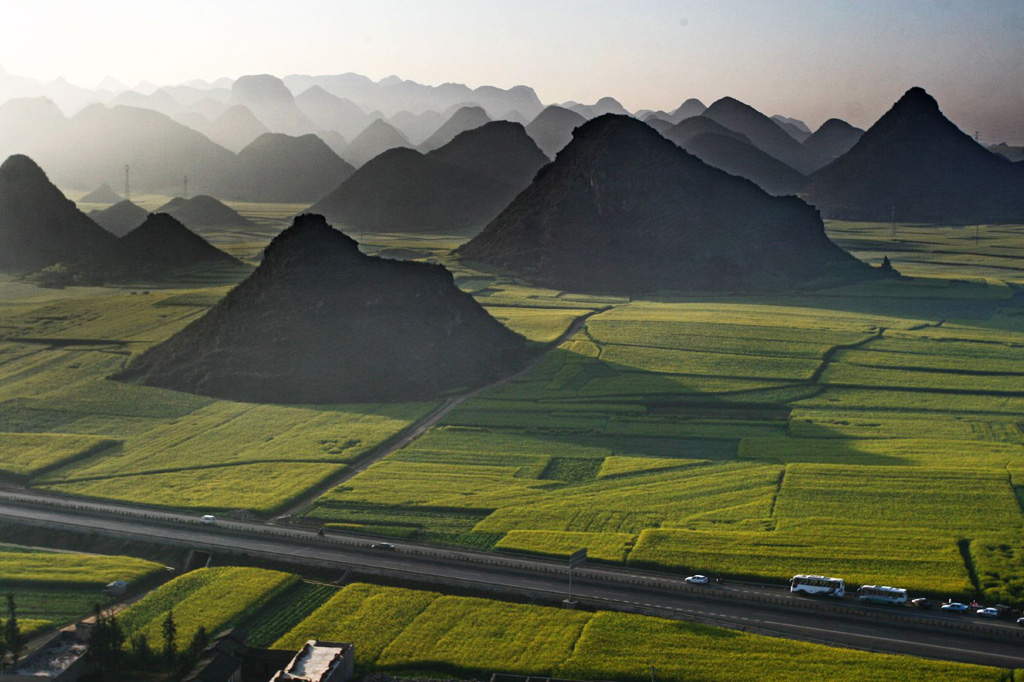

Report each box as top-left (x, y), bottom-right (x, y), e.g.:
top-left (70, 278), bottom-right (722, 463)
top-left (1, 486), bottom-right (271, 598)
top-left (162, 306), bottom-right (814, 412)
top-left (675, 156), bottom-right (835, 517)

top-left (118, 214), bottom-right (527, 403)
top-left (804, 87), bottom-right (1024, 223)
top-left (457, 115), bottom-right (874, 293)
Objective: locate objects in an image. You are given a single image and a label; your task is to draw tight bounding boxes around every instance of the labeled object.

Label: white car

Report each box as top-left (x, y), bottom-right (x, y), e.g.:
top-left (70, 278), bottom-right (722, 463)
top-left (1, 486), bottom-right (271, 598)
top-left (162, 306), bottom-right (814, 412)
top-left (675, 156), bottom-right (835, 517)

top-left (976, 607), bottom-right (1000, 618)
top-left (941, 602), bottom-right (969, 613)
top-left (685, 575), bottom-right (709, 585)
top-left (200, 514), bottom-right (216, 525)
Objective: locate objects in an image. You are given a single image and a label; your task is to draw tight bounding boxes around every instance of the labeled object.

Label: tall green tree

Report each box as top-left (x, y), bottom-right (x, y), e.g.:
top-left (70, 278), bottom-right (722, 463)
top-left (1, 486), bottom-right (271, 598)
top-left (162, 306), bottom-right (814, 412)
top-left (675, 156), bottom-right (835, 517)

top-left (86, 605), bottom-right (125, 680)
top-left (4, 593), bottom-right (23, 665)
top-left (161, 610), bottom-right (177, 668)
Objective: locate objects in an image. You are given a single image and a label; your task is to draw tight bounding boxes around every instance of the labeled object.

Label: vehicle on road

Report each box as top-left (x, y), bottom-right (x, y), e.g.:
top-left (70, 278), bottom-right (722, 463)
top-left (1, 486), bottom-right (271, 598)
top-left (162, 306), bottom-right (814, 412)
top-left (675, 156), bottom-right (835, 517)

top-left (1017, 616), bottom-right (1024, 627)
top-left (977, 607), bottom-right (1000, 618)
top-left (857, 585), bottom-right (907, 605)
top-left (790, 574), bottom-right (845, 598)
top-left (685, 575), bottom-right (709, 585)
top-left (201, 514), bottom-right (216, 525)
top-left (911, 597), bottom-right (931, 609)
top-left (941, 602), bottom-right (970, 613)
top-left (371, 542), bottom-right (395, 550)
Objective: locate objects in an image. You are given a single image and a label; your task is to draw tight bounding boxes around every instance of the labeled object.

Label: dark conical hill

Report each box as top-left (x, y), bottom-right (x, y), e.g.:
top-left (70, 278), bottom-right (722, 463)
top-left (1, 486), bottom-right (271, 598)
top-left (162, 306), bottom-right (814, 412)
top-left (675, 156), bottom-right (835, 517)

top-left (226, 133), bottom-right (355, 203)
top-left (0, 154), bottom-right (117, 271)
top-left (804, 87), bottom-right (1024, 223)
top-left (458, 115), bottom-right (872, 293)
top-left (702, 97), bottom-right (825, 173)
top-left (80, 183), bottom-right (122, 204)
top-left (683, 133), bottom-right (808, 196)
top-left (525, 105), bottom-right (586, 158)
top-left (89, 199), bottom-right (148, 236)
top-left (801, 118), bottom-right (863, 163)
top-left (118, 213), bottom-right (240, 270)
top-left (117, 214), bottom-right (527, 403)
top-left (156, 195), bottom-right (253, 227)
top-left (310, 121), bottom-right (547, 235)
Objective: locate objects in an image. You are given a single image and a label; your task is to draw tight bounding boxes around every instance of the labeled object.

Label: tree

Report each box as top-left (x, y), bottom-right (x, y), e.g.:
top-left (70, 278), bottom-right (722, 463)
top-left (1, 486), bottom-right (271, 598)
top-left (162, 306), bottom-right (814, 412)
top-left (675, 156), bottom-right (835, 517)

top-left (161, 610), bottom-right (177, 668)
top-left (4, 593), bottom-right (23, 665)
top-left (86, 605), bottom-right (126, 680)
top-left (128, 632), bottom-right (154, 668)
top-left (177, 626), bottom-right (210, 678)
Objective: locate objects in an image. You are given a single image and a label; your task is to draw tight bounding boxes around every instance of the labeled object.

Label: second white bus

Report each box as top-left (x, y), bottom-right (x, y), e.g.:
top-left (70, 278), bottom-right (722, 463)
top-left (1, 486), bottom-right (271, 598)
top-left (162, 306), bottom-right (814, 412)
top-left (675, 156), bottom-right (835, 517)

top-left (857, 585), bottom-right (907, 605)
top-left (790, 574), bottom-right (845, 598)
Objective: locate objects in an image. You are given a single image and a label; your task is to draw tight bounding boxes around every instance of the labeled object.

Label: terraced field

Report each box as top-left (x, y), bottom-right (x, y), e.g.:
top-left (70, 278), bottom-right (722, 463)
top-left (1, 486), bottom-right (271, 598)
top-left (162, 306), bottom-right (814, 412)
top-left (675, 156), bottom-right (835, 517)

top-left (0, 291), bottom-right (437, 513)
top-left (270, 581), bottom-right (1006, 681)
top-left (303, 223), bottom-right (1024, 604)
top-left (3, 212), bottom-right (1023, 607)
top-left (0, 544), bottom-right (164, 633)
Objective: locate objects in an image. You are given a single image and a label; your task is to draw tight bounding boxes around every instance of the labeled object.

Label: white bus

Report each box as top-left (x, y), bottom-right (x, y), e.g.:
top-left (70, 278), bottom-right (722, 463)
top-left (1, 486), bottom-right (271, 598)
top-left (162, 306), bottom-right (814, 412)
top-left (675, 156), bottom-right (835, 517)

top-left (857, 585), bottom-right (907, 605)
top-left (790, 574), bottom-right (845, 598)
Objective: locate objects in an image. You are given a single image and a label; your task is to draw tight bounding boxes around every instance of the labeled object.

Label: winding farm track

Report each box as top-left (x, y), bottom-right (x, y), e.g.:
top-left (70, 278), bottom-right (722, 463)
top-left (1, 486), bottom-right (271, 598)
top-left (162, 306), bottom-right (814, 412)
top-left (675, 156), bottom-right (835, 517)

top-left (274, 306), bottom-right (611, 519)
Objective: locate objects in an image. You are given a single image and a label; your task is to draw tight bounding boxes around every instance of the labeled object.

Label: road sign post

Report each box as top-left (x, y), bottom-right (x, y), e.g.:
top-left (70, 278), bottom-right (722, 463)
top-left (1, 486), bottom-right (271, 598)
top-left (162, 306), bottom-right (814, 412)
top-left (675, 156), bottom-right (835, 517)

top-left (567, 548), bottom-right (587, 604)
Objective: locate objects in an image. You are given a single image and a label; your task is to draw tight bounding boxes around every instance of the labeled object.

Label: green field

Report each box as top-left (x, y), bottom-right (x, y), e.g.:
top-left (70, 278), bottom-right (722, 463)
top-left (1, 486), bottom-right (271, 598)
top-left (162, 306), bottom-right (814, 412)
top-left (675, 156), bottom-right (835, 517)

top-left (3, 209), bottom-right (1024, 608)
top-left (271, 581), bottom-right (1007, 681)
top-left (0, 545), bottom-right (165, 633)
top-left (0, 289), bottom-right (438, 513)
top-left (118, 567), bottom-right (297, 650)
top-left (298, 221), bottom-right (1024, 604)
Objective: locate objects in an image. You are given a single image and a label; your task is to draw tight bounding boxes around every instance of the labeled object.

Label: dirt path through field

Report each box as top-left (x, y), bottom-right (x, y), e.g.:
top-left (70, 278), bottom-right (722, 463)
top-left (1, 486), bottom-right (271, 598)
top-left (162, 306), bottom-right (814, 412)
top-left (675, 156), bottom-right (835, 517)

top-left (273, 306), bottom-right (612, 520)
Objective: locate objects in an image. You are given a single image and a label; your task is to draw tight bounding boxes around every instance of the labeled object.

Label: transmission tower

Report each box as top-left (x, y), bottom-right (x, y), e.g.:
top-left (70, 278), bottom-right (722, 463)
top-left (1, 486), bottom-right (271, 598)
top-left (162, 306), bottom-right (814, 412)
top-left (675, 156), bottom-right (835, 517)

top-left (183, 175), bottom-right (188, 200)
top-left (124, 165), bottom-right (130, 201)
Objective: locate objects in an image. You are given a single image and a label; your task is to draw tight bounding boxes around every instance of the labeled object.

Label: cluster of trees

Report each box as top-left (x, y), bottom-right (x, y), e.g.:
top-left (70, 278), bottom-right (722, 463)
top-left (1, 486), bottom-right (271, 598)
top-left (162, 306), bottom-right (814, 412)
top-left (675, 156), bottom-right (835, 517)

top-left (0, 593), bottom-right (25, 671)
top-left (86, 609), bottom-right (210, 682)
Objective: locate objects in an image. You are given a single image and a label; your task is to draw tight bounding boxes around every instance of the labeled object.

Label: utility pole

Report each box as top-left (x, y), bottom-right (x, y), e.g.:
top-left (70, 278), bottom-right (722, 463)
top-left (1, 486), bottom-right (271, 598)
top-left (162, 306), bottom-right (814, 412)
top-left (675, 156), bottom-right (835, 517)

top-left (648, 663), bottom-right (657, 682)
top-left (124, 165), bottom-right (130, 202)
top-left (183, 175), bottom-right (188, 200)
top-left (890, 204), bottom-right (896, 239)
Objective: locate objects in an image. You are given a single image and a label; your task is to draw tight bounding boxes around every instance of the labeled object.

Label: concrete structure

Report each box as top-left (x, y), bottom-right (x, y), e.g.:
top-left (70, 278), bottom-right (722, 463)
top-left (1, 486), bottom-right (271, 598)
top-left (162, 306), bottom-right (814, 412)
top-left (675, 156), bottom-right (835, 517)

top-left (269, 641), bottom-right (353, 682)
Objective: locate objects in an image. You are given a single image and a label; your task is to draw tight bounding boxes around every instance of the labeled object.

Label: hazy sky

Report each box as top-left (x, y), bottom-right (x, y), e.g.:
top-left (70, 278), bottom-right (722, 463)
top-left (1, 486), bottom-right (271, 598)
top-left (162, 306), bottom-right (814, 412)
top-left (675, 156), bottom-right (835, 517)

top-left (2, 0), bottom-right (1022, 142)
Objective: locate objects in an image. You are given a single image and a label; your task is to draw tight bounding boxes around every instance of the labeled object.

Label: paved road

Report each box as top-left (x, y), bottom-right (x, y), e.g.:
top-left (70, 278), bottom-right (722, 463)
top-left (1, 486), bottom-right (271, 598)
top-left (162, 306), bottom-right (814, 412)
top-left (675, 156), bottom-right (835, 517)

top-left (2, 495), bottom-right (1023, 670)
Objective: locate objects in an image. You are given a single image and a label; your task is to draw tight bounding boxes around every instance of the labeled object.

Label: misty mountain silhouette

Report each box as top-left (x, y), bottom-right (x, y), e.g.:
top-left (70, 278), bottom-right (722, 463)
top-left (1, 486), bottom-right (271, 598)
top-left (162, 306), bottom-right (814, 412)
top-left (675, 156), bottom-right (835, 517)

top-left (282, 74), bottom-right (543, 120)
top-left (419, 106), bottom-right (492, 152)
top-left (80, 182), bottom-right (122, 204)
top-left (230, 74), bottom-right (317, 136)
top-left (457, 115), bottom-right (872, 293)
top-left (200, 104), bottom-right (270, 153)
top-left (0, 154), bottom-right (117, 271)
top-left (341, 119), bottom-right (412, 168)
top-left (771, 115), bottom-right (812, 142)
top-left (89, 199), bottom-right (147, 236)
top-left (801, 118), bottom-right (864, 166)
top-left (310, 121), bottom-right (547, 235)
top-left (702, 97), bottom-right (825, 174)
top-left (155, 195), bottom-right (253, 228)
top-left (294, 85), bottom-right (378, 141)
top-left (388, 110), bottom-right (446, 146)
top-left (567, 97), bottom-right (630, 119)
top-left (683, 133), bottom-right (809, 196)
top-left (804, 87), bottom-right (1024, 223)
top-left (117, 213), bottom-right (526, 403)
top-left (226, 133), bottom-right (355, 203)
top-left (525, 105), bottom-right (587, 159)
top-left (662, 116), bottom-right (752, 147)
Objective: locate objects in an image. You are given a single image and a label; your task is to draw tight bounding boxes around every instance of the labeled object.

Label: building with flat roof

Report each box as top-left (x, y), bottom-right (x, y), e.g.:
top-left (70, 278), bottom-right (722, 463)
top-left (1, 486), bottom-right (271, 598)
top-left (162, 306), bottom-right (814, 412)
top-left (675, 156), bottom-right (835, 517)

top-left (269, 641), bottom-right (353, 682)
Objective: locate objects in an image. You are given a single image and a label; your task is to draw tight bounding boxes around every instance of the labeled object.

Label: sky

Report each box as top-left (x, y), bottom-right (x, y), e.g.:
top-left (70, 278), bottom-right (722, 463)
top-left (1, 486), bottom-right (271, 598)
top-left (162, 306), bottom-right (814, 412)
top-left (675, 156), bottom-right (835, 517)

top-left (1, 0), bottom-right (1022, 142)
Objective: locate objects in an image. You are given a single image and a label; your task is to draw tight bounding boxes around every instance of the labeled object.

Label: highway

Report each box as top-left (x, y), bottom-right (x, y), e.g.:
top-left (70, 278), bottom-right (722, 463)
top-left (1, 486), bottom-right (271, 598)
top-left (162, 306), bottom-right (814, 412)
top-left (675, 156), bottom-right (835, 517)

top-left (2, 490), bottom-right (1024, 670)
